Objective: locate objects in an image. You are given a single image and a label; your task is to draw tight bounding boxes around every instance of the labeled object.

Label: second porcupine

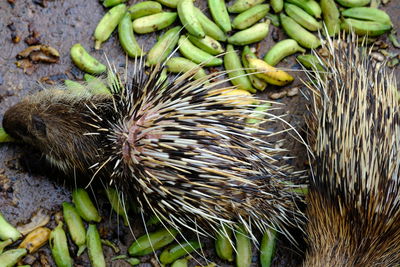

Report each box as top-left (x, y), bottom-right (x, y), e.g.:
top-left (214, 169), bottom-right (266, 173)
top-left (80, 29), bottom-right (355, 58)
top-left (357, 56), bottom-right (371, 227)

top-left (303, 35), bottom-right (400, 266)
top-left (2, 62), bottom-right (306, 242)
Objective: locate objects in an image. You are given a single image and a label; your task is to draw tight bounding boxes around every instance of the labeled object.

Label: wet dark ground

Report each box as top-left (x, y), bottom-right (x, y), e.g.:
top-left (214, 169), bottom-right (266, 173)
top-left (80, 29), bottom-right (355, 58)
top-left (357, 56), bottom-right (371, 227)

top-left (0, 0), bottom-right (399, 266)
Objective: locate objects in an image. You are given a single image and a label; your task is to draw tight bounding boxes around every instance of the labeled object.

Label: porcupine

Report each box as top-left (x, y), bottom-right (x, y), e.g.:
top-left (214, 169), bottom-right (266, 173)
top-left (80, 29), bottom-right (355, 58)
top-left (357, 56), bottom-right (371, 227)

top-left (2, 60), bottom-right (306, 243)
top-left (303, 34), bottom-right (400, 266)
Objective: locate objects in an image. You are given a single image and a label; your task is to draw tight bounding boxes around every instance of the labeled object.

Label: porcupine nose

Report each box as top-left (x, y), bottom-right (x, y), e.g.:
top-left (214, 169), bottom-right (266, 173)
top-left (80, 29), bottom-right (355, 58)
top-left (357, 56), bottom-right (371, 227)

top-left (3, 103), bottom-right (30, 139)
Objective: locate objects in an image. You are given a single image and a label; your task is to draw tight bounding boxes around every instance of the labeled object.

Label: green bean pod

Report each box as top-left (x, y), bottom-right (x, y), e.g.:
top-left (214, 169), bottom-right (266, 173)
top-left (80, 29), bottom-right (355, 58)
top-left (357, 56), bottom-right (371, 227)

top-left (297, 54), bottom-right (324, 71)
top-left (341, 7), bottom-right (392, 25)
top-left (0, 248), bottom-right (27, 267)
top-left (187, 35), bottom-right (224, 55)
top-left (128, 1), bottom-right (162, 19)
top-left (84, 74), bottom-right (111, 95)
top-left (49, 222), bottom-right (73, 267)
top-left (64, 80), bottom-right (86, 94)
top-left (225, 44), bottom-right (256, 93)
top-left (94, 4), bottom-right (127, 49)
top-left (246, 103), bottom-right (271, 124)
top-left (280, 13), bottom-right (321, 49)
top-left (194, 8), bottom-right (227, 41)
top-left (70, 44), bottom-right (106, 74)
top-left (320, 0), bottom-right (340, 36)
top-left (166, 57), bottom-right (208, 80)
top-left (118, 13), bottom-right (143, 57)
top-left (215, 224), bottom-right (234, 262)
top-left (159, 241), bottom-right (201, 264)
top-left (271, 0), bottom-right (283, 13)
top-left (242, 46), bottom-right (268, 91)
top-left (156, 0), bottom-right (179, 8)
top-left (128, 228), bottom-right (178, 256)
top-left (228, 0), bottom-right (265, 13)
top-left (0, 239), bottom-right (13, 254)
top-left (335, 0), bottom-right (370, 7)
top-left (232, 4), bottom-right (270, 30)
top-left (178, 36), bottom-right (223, 67)
top-left (146, 26), bottom-right (181, 66)
top-left (208, 0), bottom-right (232, 32)
top-left (133, 12), bottom-right (177, 34)
top-left (264, 39), bottom-right (306, 66)
top-left (72, 188), bottom-right (101, 223)
top-left (103, 0), bottom-right (127, 8)
top-left (126, 258), bottom-right (141, 265)
top-left (340, 18), bottom-right (392, 36)
top-left (235, 224), bottom-right (252, 267)
top-left (228, 21), bottom-right (270, 46)
top-left (284, 3), bottom-right (321, 31)
top-left (286, 0), bottom-right (321, 18)
top-left (177, 0), bottom-right (205, 38)
top-left (0, 128), bottom-right (14, 143)
top-left (266, 13), bottom-right (280, 27)
top-left (171, 258), bottom-right (189, 267)
top-left (0, 211), bottom-right (21, 242)
top-left (86, 224), bottom-right (106, 267)
top-left (105, 188), bottom-right (129, 226)
top-left (260, 229), bottom-right (277, 267)
top-left (62, 202), bottom-right (86, 256)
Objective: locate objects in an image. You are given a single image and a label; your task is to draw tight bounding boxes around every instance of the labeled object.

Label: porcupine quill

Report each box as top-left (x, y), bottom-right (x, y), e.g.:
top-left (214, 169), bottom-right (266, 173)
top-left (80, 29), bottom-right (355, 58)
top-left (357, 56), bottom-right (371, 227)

top-left (303, 34), bottom-right (400, 266)
top-left (2, 57), bottom-right (306, 245)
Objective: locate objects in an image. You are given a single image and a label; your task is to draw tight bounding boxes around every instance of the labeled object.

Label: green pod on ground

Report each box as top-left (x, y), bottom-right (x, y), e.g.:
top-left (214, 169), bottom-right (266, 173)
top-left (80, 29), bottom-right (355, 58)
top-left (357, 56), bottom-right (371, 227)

top-left (84, 74), bottom-right (111, 95)
top-left (297, 54), bottom-right (324, 71)
top-left (156, 0), bottom-right (179, 8)
top-left (280, 13), bottom-right (321, 49)
top-left (128, 1), bottom-right (162, 19)
top-left (159, 241), bottom-right (201, 264)
top-left (0, 211), bottom-right (21, 242)
top-left (171, 258), bottom-right (189, 267)
top-left (103, 0), bottom-right (127, 8)
top-left (320, 0), bottom-right (340, 36)
top-left (266, 13), bottom-right (280, 27)
top-left (126, 258), bottom-right (141, 265)
top-left (86, 224), bottom-right (106, 267)
top-left (118, 13), bottom-right (143, 58)
top-left (128, 228), bottom-right (178, 256)
top-left (260, 229), bottom-right (277, 267)
top-left (235, 224), bottom-right (252, 267)
top-left (264, 39), bottom-right (305, 66)
top-left (228, 21), bottom-right (270, 46)
top-left (208, 0), bottom-right (232, 32)
top-left (187, 35), bottom-right (224, 55)
top-left (271, 0), bottom-right (283, 13)
top-left (215, 224), bottom-right (234, 262)
top-left (340, 18), bottom-right (392, 36)
top-left (232, 4), bottom-right (270, 30)
top-left (145, 215), bottom-right (161, 226)
top-left (146, 26), bottom-right (181, 66)
top-left (72, 188), bottom-right (101, 223)
top-left (70, 44), bottom-right (106, 74)
top-left (0, 128), bottom-right (14, 143)
top-left (341, 7), bottom-right (392, 25)
top-left (133, 12), bottom-right (177, 34)
top-left (194, 8), bottom-right (227, 41)
top-left (284, 3), bottom-right (321, 31)
top-left (94, 4), bottom-right (127, 49)
top-left (49, 222), bottom-right (73, 267)
top-left (224, 44), bottom-right (256, 93)
top-left (0, 248), bottom-right (27, 267)
top-left (228, 0), bottom-right (266, 13)
top-left (62, 202), bottom-right (86, 256)
top-left (166, 57), bottom-right (208, 80)
top-left (64, 80), bottom-right (86, 94)
top-left (177, 0), bottom-right (205, 38)
top-left (105, 188), bottom-right (129, 226)
top-left (0, 239), bottom-right (13, 254)
top-left (242, 46), bottom-right (268, 91)
top-left (246, 103), bottom-right (271, 124)
top-left (286, 0), bottom-right (321, 18)
top-left (335, 0), bottom-right (370, 7)
top-left (178, 36), bottom-right (223, 67)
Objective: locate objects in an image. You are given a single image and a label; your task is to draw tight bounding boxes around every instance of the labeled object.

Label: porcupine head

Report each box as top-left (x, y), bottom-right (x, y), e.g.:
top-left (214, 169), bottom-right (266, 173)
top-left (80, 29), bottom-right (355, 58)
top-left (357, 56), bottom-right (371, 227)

top-left (2, 62), bottom-right (306, 243)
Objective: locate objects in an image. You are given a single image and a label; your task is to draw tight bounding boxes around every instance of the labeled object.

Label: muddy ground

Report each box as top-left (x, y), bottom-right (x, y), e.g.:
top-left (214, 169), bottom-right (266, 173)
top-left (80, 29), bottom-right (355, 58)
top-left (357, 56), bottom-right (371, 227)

top-left (0, 0), bottom-right (399, 266)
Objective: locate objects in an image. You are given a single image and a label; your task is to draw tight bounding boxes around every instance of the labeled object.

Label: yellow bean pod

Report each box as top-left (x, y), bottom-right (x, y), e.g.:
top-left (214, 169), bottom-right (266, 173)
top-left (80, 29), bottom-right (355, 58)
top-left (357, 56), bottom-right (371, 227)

top-left (18, 227), bottom-right (51, 254)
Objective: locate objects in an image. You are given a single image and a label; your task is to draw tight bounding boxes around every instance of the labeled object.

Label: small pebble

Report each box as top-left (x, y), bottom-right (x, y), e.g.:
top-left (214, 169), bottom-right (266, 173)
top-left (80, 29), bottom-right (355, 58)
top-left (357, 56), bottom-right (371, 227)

top-left (287, 87), bottom-right (299, 97)
top-left (269, 90), bottom-right (287, 100)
